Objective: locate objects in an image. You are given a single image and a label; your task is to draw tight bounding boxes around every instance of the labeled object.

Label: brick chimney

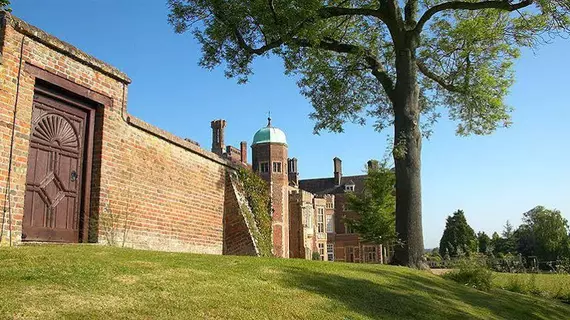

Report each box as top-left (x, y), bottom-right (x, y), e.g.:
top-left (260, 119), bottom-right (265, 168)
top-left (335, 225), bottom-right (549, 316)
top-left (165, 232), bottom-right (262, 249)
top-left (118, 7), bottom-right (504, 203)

top-left (240, 141), bottom-right (247, 164)
top-left (288, 158), bottom-right (299, 186)
top-left (210, 119), bottom-right (226, 156)
top-left (333, 157), bottom-right (342, 186)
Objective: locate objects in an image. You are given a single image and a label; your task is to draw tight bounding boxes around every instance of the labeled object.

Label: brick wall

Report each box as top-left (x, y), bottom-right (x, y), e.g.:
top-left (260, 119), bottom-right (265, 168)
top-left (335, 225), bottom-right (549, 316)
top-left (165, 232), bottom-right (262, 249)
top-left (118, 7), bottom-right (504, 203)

top-left (0, 12), bottom-right (241, 254)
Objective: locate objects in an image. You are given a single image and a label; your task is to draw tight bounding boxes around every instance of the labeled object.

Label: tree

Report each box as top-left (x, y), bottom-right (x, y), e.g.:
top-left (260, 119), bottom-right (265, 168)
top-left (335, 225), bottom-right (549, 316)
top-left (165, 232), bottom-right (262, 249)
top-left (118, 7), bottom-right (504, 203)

top-left (0, 0), bottom-right (10, 11)
top-left (518, 206), bottom-right (569, 261)
top-left (439, 210), bottom-right (477, 258)
top-left (168, 0), bottom-right (570, 267)
top-left (345, 161), bottom-right (397, 246)
top-left (491, 221), bottom-right (517, 256)
top-left (477, 231), bottom-right (491, 255)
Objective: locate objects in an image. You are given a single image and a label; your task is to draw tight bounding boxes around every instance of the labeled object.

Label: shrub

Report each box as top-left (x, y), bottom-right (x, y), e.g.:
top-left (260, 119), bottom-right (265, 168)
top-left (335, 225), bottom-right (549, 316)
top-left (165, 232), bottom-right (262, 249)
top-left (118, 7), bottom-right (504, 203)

top-left (235, 168), bottom-right (273, 257)
top-left (312, 252), bottom-right (321, 261)
top-left (444, 260), bottom-right (493, 291)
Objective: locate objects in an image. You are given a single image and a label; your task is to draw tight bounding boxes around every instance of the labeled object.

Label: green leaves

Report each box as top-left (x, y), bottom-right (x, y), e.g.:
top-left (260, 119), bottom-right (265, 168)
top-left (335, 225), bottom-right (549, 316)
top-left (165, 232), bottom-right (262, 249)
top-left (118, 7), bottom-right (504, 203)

top-left (0, 0), bottom-right (10, 11)
top-left (169, 0), bottom-right (569, 138)
top-left (345, 162), bottom-right (397, 245)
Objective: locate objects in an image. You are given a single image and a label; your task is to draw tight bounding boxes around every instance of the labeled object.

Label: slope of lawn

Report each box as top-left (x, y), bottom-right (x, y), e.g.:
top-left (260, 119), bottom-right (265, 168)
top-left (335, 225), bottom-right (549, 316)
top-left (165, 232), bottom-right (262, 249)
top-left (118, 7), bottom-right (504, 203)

top-left (1, 245), bottom-right (569, 319)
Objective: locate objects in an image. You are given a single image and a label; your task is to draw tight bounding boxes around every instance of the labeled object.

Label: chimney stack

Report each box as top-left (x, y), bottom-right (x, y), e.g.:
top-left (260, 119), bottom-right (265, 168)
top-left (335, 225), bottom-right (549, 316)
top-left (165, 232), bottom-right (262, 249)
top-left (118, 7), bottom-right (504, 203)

top-left (288, 158), bottom-right (299, 186)
top-left (367, 159), bottom-right (379, 171)
top-left (333, 157), bottom-right (342, 186)
top-left (210, 119), bottom-right (227, 156)
top-left (240, 141), bottom-right (248, 164)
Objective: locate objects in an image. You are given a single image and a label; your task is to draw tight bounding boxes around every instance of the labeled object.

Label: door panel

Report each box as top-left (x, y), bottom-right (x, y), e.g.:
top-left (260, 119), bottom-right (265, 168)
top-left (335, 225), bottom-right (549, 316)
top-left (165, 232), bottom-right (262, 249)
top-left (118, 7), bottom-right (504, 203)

top-left (22, 91), bottom-right (88, 242)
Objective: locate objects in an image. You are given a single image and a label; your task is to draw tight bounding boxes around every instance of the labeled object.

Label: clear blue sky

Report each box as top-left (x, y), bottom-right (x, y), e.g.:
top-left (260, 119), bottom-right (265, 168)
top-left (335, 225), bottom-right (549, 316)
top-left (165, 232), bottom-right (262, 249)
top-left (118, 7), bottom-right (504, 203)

top-left (10, 1), bottom-right (569, 248)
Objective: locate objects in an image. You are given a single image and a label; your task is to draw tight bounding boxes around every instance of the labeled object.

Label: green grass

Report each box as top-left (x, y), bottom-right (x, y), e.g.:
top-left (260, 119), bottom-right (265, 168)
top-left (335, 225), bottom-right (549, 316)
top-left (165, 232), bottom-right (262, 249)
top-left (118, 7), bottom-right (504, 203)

top-left (1, 246), bottom-right (569, 319)
top-left (493, 273), bottom-right (570, 302)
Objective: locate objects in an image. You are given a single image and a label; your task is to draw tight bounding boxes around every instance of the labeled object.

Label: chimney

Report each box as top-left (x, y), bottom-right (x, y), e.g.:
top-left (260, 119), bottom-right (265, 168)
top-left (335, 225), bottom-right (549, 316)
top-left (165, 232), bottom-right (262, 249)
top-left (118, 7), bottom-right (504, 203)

top-left (367, 159), bottom-right (379, 171)
top-left (288, 158), bottom-right (299, 186)
top-left (240, 141), bottom-right (247, 163)
top-left (333, 157), bottom-right (342, 186)
top-left (210, 119), bottom-right (227, 155)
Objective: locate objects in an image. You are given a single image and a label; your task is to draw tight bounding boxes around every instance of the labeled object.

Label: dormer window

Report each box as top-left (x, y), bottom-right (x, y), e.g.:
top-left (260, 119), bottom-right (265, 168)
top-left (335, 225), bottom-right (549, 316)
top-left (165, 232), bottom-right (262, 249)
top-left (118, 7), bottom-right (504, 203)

top-left (344, 184), bottom-right (355, 192)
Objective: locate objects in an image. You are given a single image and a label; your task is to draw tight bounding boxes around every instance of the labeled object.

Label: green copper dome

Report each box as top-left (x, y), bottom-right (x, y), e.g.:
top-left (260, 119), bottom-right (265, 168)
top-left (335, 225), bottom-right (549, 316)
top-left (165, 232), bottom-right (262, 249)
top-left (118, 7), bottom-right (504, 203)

top-left (252, 118), bottom-right (287, 146)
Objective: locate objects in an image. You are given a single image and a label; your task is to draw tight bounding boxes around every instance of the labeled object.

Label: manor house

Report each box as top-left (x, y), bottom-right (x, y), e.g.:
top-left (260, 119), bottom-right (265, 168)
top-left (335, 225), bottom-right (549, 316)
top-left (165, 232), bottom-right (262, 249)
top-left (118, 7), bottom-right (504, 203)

top-left (0, 12), bottom-right (387, 263)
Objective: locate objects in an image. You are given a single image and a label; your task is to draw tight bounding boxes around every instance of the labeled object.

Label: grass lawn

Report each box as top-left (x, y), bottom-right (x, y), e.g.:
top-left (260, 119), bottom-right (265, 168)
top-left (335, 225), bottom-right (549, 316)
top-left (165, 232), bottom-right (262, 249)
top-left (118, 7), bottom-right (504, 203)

top-left (493, 273), bottom-right (570, 302)
top-left (1, 246), bottom-right (569, 319)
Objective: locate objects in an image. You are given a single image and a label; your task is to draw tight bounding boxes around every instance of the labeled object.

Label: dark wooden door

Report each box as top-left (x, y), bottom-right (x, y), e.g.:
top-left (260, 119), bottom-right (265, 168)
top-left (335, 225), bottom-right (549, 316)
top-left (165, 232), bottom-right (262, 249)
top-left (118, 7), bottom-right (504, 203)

top-left (22, 91), bottom-right (89, 242)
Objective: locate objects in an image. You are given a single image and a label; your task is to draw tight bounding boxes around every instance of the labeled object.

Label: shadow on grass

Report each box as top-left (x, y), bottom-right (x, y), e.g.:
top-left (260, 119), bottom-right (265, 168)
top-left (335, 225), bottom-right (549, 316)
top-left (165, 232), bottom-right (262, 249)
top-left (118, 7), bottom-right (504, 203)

top-left (278, 265), bottom-right (570, 320)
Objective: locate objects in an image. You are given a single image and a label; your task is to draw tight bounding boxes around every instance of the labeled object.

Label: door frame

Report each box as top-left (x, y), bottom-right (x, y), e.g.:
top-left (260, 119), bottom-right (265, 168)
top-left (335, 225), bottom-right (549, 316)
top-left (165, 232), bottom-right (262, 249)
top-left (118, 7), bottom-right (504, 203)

top-left (24, 63), bottom-right (112, 242)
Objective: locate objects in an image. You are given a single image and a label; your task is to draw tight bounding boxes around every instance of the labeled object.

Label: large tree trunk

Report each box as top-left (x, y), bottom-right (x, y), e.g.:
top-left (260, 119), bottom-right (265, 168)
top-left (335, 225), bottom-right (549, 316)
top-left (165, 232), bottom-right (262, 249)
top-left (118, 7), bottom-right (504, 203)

top-left (391, 35), bottom-right (426, 269)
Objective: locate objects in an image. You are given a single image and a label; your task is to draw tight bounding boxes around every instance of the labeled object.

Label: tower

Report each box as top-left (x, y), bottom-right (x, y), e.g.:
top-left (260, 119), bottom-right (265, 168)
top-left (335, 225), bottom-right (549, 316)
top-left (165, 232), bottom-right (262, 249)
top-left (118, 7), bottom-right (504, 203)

top-left (251, 117), bottom-right (289, 258)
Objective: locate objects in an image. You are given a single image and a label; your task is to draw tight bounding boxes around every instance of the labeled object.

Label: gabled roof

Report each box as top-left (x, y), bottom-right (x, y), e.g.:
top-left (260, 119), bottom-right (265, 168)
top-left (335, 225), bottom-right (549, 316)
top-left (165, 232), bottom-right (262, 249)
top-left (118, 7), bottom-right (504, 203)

top-left (298, 175), bottom-right (367, 195)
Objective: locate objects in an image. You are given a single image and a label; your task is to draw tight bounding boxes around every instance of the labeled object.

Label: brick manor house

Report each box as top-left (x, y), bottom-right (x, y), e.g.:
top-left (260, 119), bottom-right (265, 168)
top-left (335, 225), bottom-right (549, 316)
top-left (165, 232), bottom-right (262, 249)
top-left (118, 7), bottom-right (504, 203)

top-left (0, 12), bottom-right (387, 263)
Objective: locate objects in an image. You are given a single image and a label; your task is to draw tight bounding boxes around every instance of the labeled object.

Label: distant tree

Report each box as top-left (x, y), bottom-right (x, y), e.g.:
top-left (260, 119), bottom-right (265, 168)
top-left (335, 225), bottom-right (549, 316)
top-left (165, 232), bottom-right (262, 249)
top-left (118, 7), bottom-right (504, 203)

top-left (346, 162), bottom-right (396, 246)
top-left (517, 206), bottom-right (569, 261)
top-left (439, 210), bottom-right (477, 258)
top-left (492, 221), bottom-right (517, 256)
top-left (477, 232), bottom-right (491, 255)
top-left (168, 0), bottom-right (570, 268)
top-left (514, 224), bottom-right (536, 258)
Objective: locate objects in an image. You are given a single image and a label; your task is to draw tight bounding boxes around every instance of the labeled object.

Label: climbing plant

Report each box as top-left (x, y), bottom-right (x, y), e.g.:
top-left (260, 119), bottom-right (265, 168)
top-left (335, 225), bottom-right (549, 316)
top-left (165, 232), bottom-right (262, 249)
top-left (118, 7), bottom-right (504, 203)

top-left (235, 167), bottom-right (272, 257)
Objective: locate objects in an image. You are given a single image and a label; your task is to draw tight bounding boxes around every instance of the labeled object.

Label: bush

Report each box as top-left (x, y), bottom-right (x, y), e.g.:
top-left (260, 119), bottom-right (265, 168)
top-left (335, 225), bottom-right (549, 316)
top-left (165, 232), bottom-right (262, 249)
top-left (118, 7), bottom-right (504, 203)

top-left (443, 261), bottom-right (493, 291)
top-left (312, 252), bottom-right (321, 261)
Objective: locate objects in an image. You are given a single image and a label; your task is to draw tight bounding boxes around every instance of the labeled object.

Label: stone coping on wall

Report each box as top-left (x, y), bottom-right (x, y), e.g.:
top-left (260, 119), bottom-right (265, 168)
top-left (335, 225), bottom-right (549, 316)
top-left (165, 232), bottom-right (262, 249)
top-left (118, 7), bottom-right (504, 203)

top-left (127, 115), bottom-right (237, 168)
top-left (0, 11), bottom-right (131, 84)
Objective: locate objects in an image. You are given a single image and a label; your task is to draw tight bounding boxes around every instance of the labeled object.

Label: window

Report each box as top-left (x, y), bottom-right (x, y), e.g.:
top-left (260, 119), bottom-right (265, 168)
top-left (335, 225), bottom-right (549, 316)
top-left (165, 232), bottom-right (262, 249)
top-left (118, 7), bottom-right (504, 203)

top-left (272, 162), bottom-right (282, 173)
top-left (326, 202), bottom-right (334, 209)
top-left (344, 184), bottom-right (355, 192)
top-left (259, 162), bottom-right (269, 173)
top-left (364, 246), bottom-right (377, 263)
top-left (318, 243), bottom-right (325, 261)
top-left (305, 211), bottom-right (312, 228)
top-left (326, 214), bottom-right (334, 233)
top-left (342, 204), bottom-right (349, 212)
top-left (345, 223), bottom-right (355, 234)
top-left (327, 244), bottom-right (334, 262)
top-left (317, 208), bottom-right (325, 233)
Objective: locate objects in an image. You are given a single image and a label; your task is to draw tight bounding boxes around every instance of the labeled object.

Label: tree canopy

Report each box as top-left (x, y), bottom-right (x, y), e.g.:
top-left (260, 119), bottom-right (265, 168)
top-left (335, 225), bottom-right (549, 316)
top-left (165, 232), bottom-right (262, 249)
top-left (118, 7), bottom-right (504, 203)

top-left (516, 206), bottom-right (569, 261)
top-left (345, 161), bottom-right (396, 245)
top-left (439, 210), bottom-right (477, 257)
top-left (168, 0), bottom-right (569, 135)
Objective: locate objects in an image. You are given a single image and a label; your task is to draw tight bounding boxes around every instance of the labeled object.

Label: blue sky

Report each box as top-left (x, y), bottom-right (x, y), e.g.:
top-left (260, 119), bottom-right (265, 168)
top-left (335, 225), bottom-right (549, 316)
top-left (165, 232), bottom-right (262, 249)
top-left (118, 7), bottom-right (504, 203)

top-left (10, 1), bottom-right (569, 248)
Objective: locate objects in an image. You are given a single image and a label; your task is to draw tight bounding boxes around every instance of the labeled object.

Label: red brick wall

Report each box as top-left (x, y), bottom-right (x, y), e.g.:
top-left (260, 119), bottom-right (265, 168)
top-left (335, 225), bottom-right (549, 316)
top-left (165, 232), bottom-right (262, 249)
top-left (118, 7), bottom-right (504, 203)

top-left (0, 13), bottom-right (238, 254)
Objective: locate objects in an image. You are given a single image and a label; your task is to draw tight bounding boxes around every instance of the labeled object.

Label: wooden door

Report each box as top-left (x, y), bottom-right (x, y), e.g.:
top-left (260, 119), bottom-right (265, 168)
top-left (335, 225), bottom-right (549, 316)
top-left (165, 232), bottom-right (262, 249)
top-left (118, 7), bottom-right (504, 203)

top-left (22, 91), bottom-right (89, 242)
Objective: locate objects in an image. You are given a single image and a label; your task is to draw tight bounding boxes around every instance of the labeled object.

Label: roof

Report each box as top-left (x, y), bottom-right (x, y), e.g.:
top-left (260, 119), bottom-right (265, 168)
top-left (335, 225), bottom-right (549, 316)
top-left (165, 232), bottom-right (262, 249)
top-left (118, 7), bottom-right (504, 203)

top-left (252, 118), bottom-right (287, 146)
top-left (298, 175), bottom-right (367, 195)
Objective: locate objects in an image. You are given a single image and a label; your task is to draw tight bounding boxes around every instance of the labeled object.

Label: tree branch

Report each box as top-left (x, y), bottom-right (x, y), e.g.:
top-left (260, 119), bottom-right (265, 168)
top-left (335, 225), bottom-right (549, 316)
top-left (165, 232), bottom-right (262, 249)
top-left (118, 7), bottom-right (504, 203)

top-left (415, 0), bottom-right (534, 33)
top-left (416, 60), bottom-right (464, 93)
top-left (292, 38), bottom-right (395, 99)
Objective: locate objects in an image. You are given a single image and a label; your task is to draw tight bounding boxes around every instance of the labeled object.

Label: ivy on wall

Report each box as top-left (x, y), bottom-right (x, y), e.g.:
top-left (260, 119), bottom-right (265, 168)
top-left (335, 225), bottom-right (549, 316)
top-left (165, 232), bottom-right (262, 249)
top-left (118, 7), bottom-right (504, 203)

top-left (235, 167), bottom-right (273, 257)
